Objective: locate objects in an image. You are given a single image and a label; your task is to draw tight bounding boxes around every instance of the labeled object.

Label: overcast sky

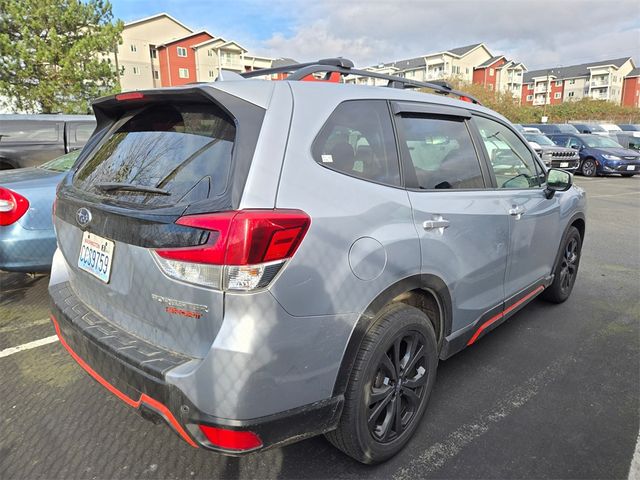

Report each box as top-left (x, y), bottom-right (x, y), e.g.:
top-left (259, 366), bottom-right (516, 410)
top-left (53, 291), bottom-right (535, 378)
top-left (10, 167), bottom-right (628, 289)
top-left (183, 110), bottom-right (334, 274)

top-left (113, 0), bottom-right (640, 71)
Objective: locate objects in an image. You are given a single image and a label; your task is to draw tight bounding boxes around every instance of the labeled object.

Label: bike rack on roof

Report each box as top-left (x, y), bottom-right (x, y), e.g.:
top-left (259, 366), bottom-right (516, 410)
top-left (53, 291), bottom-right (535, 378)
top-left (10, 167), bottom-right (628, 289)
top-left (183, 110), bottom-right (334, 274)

top-left (239, 57), bottom-right (482, 105)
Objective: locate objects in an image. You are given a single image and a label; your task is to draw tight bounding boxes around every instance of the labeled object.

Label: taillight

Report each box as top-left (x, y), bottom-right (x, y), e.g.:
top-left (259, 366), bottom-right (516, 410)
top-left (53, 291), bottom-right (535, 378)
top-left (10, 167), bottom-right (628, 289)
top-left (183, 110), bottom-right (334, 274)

top-left (152, 209), bottom-right (310, 291)
top-left (198, 425), bottom-right (262, 451)
top-left (0, 187), bottom-right (29, 226)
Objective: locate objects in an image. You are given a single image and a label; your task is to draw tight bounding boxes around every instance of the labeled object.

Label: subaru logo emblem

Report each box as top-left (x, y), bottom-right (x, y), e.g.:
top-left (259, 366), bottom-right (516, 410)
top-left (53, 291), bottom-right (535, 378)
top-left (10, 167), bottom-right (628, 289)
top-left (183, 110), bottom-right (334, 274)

top-left (76, 207), bottom-right (92, 227)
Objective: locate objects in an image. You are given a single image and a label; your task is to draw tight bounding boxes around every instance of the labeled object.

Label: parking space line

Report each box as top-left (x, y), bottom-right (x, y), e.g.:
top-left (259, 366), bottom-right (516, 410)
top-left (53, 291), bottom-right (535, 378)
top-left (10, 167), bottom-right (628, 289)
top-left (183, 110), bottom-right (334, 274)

top-left (0, 335), bottom-right (59, 358)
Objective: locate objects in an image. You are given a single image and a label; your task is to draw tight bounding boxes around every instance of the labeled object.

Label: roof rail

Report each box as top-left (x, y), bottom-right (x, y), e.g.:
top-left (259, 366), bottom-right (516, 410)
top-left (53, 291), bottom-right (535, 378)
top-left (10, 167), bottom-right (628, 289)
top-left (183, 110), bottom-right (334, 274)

top-left (240, 58), bottom-right (481, 105)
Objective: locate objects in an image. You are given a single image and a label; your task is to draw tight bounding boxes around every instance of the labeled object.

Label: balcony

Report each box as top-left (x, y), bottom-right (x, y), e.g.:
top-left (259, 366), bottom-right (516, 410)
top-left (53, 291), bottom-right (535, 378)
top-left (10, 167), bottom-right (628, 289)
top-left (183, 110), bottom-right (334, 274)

top-left (534, 86), bottom-right (548, 93)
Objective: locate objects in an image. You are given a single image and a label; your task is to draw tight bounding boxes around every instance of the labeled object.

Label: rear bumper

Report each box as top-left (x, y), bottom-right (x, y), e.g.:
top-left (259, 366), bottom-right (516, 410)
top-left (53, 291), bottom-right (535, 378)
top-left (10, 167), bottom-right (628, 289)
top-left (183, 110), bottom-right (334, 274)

top-left (49, 281), bottom-right (343, 454)
top-left (0, 224), bottom-right (56, 272)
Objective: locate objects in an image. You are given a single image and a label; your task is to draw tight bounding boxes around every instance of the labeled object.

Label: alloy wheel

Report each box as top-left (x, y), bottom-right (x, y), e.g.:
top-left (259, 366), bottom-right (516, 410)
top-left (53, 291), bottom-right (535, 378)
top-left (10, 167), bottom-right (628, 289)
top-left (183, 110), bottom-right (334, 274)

top-left (582, 160), bottom-right (596, 176)
top-left (559, 237), bottom-right (579, 294)
top-left (367, 331), bottom-right (428, 443)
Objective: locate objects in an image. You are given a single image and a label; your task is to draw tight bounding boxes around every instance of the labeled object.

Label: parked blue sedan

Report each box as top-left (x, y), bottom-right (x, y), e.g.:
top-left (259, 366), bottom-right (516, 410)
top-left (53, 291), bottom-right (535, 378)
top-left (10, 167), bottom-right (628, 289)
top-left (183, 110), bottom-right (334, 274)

top-left (0, 150), bottom-right (78, 272)
top-left (548, 133), bottom-right (640, 177)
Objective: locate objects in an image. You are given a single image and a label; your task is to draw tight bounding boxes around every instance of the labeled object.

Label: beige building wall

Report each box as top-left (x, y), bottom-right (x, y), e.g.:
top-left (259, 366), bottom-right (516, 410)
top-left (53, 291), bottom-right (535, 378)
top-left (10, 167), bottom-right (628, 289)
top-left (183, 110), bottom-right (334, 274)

top-left (451, 47), bottom-right (492, 82)
top-left (563, 77), bottom-right (588, 101)
top-left (195, 41), bottom-right (273, 81)
top-left (115, 15), bottom-right (192, 91)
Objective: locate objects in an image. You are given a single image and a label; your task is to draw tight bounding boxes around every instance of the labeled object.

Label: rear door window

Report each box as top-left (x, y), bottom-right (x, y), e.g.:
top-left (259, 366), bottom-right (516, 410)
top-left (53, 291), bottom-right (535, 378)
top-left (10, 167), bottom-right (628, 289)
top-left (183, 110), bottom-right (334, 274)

top-left (312, 100), bottom-right (400, 186)
top-left (397, 115), bottom-right (485, 189)
top-left (73, 103), bottom-right (235, 207)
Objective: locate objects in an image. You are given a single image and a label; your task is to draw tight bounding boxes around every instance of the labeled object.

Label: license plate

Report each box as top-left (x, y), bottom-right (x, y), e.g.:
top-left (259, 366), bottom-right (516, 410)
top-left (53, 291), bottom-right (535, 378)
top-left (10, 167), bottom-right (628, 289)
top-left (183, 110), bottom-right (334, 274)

top-left (560, 162), bottom-right (569, 168)
top-left (78, 231), bottom-right (114, 283)
top-left (627, 165), bottom-right (636, 171)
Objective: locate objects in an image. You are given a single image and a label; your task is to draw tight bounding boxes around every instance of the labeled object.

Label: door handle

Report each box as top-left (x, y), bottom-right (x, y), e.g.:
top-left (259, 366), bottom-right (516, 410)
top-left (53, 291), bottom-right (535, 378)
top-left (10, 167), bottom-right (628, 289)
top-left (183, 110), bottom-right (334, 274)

top-left (508, 206), bottom-right (525, 218)
top-left (423, 216), bottom-right (450, 231)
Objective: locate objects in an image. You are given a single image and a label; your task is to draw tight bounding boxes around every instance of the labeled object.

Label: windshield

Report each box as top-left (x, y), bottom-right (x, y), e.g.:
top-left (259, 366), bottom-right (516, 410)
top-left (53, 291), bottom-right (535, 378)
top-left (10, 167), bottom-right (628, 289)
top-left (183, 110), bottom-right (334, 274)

top-left (39, 150), bottom-right (81, 172)
top-left (525, 134), bottom-right (554, 146)
top-left (583, 136), bottom-right (623, 148)
top-left (73, 103), bottom-right (236, 208)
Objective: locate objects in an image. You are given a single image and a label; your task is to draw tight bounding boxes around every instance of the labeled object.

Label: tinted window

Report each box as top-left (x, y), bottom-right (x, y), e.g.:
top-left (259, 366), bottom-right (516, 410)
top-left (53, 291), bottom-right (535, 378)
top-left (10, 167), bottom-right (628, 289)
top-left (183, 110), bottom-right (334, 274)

top-left (475, 116), bottom-right (544, 189)
top-left (550, 135), bottom-right (569, 147)
top-left (398, 116), bottom-right (484, 189)
top-left (0, 121), bottom-right (60, 142)
top-left (74, 103), bottom-right (235, 207)
top-left (74, 123), bottom-right (96, 143)
top-left (312, 101), bottom-right (400, 186)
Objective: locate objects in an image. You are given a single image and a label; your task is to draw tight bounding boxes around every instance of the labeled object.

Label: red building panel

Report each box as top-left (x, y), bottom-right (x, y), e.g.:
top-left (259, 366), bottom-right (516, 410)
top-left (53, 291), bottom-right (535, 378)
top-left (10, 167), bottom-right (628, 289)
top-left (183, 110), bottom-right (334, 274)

top-left (622, 76), bottom-right (640, 107)
top-left (158, 32), bottom-right (213, 87)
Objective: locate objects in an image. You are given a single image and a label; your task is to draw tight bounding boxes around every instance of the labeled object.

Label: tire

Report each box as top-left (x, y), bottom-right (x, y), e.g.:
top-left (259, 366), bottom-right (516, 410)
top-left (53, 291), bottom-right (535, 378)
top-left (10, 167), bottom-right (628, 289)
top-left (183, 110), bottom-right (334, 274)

top-left (621, 173), bottom-right (635, 178)
top-left (326, 303), bottom-right (438, 464)
top-left (541, 226), bottom-right (582, 303)
top-left (581, 158), bottom-right (597, 177)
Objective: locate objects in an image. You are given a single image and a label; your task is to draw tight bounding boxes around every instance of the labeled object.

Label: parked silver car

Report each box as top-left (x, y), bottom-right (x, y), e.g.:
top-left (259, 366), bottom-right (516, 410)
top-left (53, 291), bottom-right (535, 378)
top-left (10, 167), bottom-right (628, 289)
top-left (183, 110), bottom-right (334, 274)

top-left (49, 59), bottom-right (586, 464)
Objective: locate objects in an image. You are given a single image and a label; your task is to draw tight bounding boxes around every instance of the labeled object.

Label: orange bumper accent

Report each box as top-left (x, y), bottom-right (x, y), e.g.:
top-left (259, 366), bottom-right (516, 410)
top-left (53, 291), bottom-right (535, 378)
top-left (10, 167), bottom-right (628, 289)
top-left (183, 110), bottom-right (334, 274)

top-left (50, 314), bottom-right (198, 448)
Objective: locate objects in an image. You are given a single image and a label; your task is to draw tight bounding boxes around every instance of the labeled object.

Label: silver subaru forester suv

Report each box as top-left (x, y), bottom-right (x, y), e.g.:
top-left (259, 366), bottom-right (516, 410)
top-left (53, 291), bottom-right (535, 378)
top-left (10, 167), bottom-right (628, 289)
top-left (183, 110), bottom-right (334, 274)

top-left (49, 59), bottom-right (586, 464)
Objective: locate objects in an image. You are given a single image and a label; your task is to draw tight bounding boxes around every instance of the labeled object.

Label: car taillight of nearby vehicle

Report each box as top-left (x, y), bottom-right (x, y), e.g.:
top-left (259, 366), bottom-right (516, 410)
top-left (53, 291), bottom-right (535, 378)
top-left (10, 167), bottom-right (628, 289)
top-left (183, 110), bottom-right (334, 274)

top-left (153, 209), bottom-right (310, 291)
top-left (0, 187), bottom-right (29, 226)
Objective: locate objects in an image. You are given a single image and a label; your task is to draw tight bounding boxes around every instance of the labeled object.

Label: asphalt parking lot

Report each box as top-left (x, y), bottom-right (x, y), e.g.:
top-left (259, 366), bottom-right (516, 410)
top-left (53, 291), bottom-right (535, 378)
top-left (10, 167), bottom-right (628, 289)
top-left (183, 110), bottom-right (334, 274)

top-left (1, 176), bottom-right (638, 480)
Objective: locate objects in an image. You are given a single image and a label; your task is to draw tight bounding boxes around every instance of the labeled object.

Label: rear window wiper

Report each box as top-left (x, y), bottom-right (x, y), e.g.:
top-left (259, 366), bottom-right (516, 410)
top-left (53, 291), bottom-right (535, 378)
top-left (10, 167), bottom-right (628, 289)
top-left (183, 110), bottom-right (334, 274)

top-left (94, 182), bottom-right (171, 196)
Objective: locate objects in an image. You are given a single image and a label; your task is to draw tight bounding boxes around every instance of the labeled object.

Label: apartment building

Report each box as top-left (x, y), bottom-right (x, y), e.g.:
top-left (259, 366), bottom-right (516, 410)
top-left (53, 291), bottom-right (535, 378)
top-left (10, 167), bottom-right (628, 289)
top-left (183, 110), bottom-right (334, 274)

top-left (621, 68), bottom-right (640, 108)
top-left (473, 56), bottom-right (526, 99)
top-left (193, 38), bottom-right (272, 82)
top-left (115, 13), bottom-right (193, 90)
top-left (521, 57), bottom-right (636, 106)
top-left (113, 13), bottom-right (273, 90)
top-left (351, 43), bottom-right (495, 85)
top-left (350, 44), bottom-right (526, 101)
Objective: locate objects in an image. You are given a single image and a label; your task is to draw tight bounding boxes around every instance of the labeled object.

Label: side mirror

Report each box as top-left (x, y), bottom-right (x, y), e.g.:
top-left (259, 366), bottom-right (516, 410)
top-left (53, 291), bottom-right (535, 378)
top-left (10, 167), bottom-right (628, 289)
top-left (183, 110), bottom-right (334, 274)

top-left (570, 144), bottom-right (581, 150)
top-left (544, 168), bottom-right (572, 199)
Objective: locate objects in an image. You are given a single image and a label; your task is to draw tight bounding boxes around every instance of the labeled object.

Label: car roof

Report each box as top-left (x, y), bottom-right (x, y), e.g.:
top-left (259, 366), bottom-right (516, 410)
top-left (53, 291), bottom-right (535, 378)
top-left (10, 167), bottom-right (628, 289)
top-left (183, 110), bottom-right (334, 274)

top-left (208, 79), bottom-right (507, 122)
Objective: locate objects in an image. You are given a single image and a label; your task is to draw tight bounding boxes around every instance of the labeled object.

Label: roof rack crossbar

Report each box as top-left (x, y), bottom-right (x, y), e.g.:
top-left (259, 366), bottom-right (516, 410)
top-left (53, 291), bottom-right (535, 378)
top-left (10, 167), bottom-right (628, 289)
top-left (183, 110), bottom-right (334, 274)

top-left (239, 59), bottom-right (481, 104)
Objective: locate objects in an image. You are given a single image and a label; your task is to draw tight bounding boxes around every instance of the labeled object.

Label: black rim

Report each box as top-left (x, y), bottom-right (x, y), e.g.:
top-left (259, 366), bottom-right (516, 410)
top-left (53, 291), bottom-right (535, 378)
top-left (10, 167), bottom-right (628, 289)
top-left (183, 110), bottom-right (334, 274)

top-left (367, 331), bottom-right (428, 443)
top-left (559, 237), bottom-right (579, 293)
top-left (582, 160), bottom-right (595, 176)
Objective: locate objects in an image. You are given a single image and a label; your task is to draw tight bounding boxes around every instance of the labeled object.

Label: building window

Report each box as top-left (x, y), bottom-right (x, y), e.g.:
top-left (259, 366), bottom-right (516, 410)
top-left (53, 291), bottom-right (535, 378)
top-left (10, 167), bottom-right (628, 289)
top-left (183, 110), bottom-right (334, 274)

top-left (568, 92), bottom-right (575, 97)
top-left (178, 68), bottom-right (189, 78)
top-left (130, 44), bottom-right (137, 52)
top-left (150, 49), bottom-right (157, 59)
top-left (132, 66), bottom-right (140, 75)
top-left (466, 67), bottom-right (469, 74)
top-left (613, 76), bottom-right (617, 82)
top-left (488, 84), bottom-right (494, 91)
top-left (489, 68), bottom-right (494, 76)
top-left (554, 92), bottom-right (561, 99)
top-left (527, 83), bottom-right (533, 90)
top-left (555, 80), bottom-right (562, 86)
top-left (526, 95), bottom-right (533, 101)
top-left (208, 49), bottom-right (213, 57)
top-left (568, 79), bottom-right (575, 85)
top-left (209, 70), bottom-right (215, 78)
top-left (153, 71), bottom-right (159, 80)
top-left (177, 46), bottom-right (187, 57)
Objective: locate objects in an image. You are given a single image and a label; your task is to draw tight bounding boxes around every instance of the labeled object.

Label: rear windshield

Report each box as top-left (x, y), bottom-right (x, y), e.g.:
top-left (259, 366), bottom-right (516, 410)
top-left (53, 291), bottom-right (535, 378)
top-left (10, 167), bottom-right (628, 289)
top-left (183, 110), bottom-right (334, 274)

top-left (525, 134), bottom-right (554, 146)
top-left (73, 103), bottom-right (235, 207)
